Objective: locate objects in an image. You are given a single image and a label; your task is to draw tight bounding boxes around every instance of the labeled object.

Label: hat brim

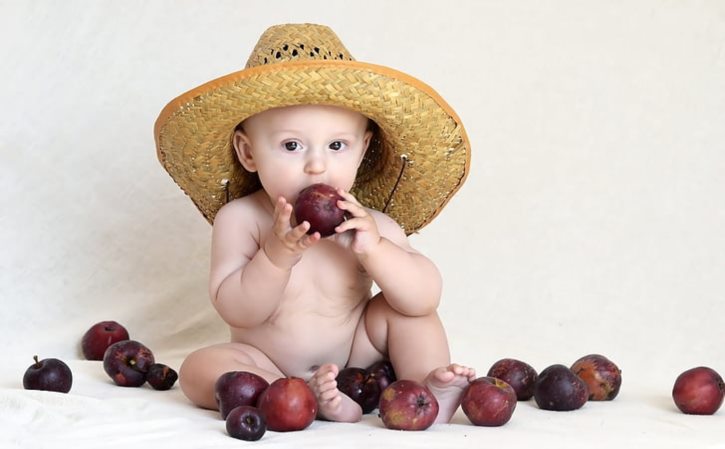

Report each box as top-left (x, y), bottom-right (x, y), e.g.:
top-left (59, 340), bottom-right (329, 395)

top-left (155, 60), bottom-right (470, 234)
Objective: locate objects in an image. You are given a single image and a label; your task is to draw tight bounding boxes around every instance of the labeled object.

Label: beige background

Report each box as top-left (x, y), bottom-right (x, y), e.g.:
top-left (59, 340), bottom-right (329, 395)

top-left (1, 1), bottom-right (724, 447)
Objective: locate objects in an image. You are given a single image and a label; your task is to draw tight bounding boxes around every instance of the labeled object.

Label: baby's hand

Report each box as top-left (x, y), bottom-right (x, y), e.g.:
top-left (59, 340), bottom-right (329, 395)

top-left (263, 196), bottom-right (320, 269)
top-left (333, 189), bottom-right (382, 256)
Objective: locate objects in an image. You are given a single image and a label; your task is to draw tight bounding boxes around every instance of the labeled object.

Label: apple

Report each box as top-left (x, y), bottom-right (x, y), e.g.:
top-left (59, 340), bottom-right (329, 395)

top-left (534, 364), bottom-right (588, 411)
top-left (672, 366), bottom-right (725, 415)
top-left (226, 405), bottom-right (266, 441)
top-left (571, 354), bottom-right (622, 400)
top-left (214, 371), bottom-right (270, 419)
top-left (378, 379), bottom-right (439, 431)
top-left (461, 377), bottom-right (517, 426)
top-left (257, 377), bottom-right (317, 431)
top-left (293, 183), bottom-right (346, 237)
top-left (81, 320), bottom-right (130, 360)
top-left (146, 363), bottom-right (178, 391)
top-left (487, 358), bottom-right (538, 401)
top-left (23, 355), bottom-right (72, 393)
top-left (103, 340), bottom-right (155, 387)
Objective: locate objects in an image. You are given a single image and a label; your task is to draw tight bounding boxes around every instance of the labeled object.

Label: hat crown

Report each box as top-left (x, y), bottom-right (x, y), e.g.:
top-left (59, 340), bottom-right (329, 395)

top-left (245, 24), bottom-right (355, 69)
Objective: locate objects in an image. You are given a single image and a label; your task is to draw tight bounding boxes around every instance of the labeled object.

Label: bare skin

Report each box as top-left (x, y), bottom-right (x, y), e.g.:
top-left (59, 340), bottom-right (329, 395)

top-left (178, 105), bottom-right (474, 424)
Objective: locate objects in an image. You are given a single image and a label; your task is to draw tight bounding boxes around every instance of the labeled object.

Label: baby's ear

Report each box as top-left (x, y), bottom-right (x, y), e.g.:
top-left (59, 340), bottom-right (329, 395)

top-left (233, 129), bottom-right (257, 172)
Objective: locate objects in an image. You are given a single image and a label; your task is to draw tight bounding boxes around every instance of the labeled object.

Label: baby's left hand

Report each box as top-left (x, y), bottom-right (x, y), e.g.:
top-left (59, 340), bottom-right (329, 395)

top-left (333, 189), bottom-right (381, 256)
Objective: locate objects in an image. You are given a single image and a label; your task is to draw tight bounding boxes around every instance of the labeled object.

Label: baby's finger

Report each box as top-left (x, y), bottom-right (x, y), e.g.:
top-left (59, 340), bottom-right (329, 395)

top-left (335, 216), bottom-right (369, 234)
top-left (336, 188), bottom-right (363, 206)
top-left (337, 199), bottom-right (367, 219)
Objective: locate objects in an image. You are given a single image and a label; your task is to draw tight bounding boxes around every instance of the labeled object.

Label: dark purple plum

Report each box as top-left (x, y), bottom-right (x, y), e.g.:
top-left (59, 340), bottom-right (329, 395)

top-left (103, 340), bottom-right (155, 387)
top-left (571, 354), bottom-right (622, 400)
top-left (146, 363), bottom-right (178, 390)
top-left (294, 183), bottom-right (346, 237)
top-left (672, 366), bottom-right (725, 415)
top-left (487, 358), bottom-right (538, 401)
top-left (23, 356), bottom-right (72, 393)
top-left (226, 405), bottom-right (266, 441)
top-left (534, 364), bottom-right (588, 411)
top-left (214, 371), bottom-right (270, 419)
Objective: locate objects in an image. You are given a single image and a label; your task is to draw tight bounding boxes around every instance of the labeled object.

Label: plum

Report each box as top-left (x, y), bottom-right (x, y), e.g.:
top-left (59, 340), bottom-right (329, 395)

top-left (571, 354), bottom-right (622, 400)
top-left (487, 358), bottom-right (538, 401)
top-left (293, 183), bottom-right (346, 237)
top-left (257, 377), bottom-right (317, 431)
top-left (226, 405), bottom-right (266, 441)
top-left (81, 320), bottom-right (129, 360)
top-left (461, 377), bottom-right (517, 426)
top-left (378, 380), bottom-right (439, 431)
top-left (102, 340), bottom-right (155, 387)
top-left (23, 355), bottom-right (72, 393)
top-left (215, 371), bottom-right (270, 419)
top-left (534, 364), bottom-right (588, 411)
top-left (672, 366), bottom-right (725, 415)
top-left (146, 363), bottom-right (178, 390)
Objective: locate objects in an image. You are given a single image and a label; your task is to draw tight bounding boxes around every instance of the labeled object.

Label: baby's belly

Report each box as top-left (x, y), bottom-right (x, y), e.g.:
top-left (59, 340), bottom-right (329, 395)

top-left (230, 303), bottom-right (366, 380)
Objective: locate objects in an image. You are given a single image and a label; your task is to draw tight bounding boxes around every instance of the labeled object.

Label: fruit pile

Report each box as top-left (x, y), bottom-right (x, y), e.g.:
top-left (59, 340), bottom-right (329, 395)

top-left (23, 320), bottom-right (178, 393)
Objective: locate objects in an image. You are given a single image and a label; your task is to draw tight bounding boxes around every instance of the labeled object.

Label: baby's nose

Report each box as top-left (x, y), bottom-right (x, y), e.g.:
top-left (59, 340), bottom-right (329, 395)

top-left (304, 152), bottom-right (326, 175)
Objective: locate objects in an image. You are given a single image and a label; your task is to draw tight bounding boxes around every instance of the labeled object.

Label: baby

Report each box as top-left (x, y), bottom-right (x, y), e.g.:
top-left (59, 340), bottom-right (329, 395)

top-left (155, 23), bottom-right (473, 424)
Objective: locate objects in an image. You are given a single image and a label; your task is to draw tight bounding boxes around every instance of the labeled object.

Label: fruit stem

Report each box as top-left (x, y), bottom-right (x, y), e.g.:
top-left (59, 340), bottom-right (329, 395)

top-left (33, 355), bottom-right (41, 367)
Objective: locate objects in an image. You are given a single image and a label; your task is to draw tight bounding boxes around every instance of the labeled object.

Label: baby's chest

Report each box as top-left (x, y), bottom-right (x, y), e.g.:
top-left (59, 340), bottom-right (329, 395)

top-left (289, 243), bottom-right (370, 299)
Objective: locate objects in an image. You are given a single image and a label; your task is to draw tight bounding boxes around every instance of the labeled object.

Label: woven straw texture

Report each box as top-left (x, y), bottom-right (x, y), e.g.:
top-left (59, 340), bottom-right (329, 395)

top-left (155, 24), bottom-right (470, 234)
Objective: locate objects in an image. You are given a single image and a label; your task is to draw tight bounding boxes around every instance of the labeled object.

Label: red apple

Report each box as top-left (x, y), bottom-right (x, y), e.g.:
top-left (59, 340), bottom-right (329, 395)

top-left (487, 358), bottom-right (538, 401)
top-left (293, 183), bottom-right (346, 237)
top-left (461, 377), bottom-right (517, 426)
top-left (102, 340), bottom-right (155, 387)
top-left (226, 405), bottom-right (266, 441)
top-left (257, 377), bottom-right (317, 431)
top-left (81, 320), bottom-right (130, 360)
top-left (672, 366), bottom-right (725, 415)
top-left (378, 380), bottom-right (439, 431)
top-left (215, 371), bottom-right (270, 419)
top-left (571, 354), bottom-right (622, 400)
top-left (23, 355), bottom-right (72, 393)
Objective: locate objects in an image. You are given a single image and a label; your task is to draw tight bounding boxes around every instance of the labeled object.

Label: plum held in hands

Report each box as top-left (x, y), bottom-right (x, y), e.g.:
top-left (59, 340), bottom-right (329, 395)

top-left (23, 355), bottom-right (72, 393)
top-left (461, 377), bottom-right (517, 426)
top-left (487, 358), bottom-right (538, 401)
top-left (81, 320), bottom-right (130, 360)
top-left (103, 340), bottom-right (155, 387)
top-left (672, 366), bottom-right (725, 415)
top-left (534, 364), bottom-right (588, 411)
top-left (570, 354), bottom-right (622, 401)
top-left (256, 377), bottom-right (317, 432)
top-left (146, 363), bottom-right (178, 391)
top-left (378, 379), bottom-right (439, 431)
top-left (293, 183), bottom-right (346, 237)
top-left (226, 405), bottom-right (267, 441)
top-left (214, 371), bottom-right (270, 419)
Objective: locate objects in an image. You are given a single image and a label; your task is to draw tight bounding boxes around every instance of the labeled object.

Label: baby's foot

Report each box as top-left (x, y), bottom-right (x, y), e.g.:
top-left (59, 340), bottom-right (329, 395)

top-left (424, 363), bottom-right (476, 423)
top-left (307, 363), bottom-right (362, 423)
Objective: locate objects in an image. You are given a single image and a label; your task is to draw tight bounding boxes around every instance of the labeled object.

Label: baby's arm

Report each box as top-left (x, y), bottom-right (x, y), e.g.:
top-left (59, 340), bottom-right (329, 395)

top-left (210, 196), bottom-right (320, 327)
top-left (335, 191), bottom-right (442, 317)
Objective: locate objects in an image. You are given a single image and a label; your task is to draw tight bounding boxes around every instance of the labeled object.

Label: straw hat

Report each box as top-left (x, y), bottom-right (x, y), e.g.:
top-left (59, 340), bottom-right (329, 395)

top-left (155, 23), bottom-right (470, 234)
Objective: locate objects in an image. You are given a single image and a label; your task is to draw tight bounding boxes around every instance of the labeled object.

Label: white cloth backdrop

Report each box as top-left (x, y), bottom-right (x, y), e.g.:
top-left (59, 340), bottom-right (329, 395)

top-left (1, 1), bottom-right (724, 448)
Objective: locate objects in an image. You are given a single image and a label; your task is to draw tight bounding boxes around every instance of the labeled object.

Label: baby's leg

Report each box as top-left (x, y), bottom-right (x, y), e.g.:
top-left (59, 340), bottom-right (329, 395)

top-left (348, 294), bottom-right (475, 424)
top-left (307, 363), bottom-right (363, 422)
top-left (178, 342), bottom-right (283, 410)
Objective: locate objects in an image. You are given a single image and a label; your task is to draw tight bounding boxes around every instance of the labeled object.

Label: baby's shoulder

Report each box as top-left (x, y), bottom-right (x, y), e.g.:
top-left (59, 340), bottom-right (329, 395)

top-left (214, 190), bottom-right (268, 228)
top-left (367, 208), bottom-right (406, 240)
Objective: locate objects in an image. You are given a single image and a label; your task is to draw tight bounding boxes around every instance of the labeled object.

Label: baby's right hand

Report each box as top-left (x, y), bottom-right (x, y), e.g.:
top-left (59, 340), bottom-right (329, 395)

top-left (263, 196), bottom-right (321, 269)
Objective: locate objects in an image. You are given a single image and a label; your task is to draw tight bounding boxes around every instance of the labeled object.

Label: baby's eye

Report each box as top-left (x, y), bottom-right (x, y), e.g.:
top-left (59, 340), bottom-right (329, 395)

top-left (284, 141), bottom-right (299, 151)
top-left (329, 141), bottom-right (346, 151)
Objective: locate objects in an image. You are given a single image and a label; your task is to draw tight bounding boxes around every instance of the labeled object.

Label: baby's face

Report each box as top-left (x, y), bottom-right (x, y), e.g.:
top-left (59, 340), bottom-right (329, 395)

top-left (236, 104), bottom-right (372, 203)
